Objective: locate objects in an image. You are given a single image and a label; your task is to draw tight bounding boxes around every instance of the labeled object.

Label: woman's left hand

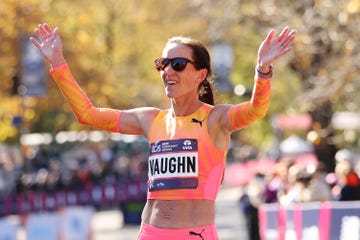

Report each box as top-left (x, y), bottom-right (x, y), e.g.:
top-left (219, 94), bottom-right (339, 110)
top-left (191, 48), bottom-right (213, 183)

top-left (257, 26), bottom-right (297, 73)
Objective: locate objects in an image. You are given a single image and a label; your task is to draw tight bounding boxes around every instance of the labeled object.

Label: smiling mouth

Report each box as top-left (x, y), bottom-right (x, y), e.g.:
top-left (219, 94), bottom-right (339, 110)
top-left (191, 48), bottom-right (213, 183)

top-left (165, 80), bottom-right (178, 85)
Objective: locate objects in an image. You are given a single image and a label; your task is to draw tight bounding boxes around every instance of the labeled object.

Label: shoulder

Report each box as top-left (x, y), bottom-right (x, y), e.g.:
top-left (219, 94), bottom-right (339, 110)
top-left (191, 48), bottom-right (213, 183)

top-left (124, 107), bottom-right (161, 118)
top-left (135, 107), bottom-right (163, 125)
top-left (117, 107), bottom-right (162, 136)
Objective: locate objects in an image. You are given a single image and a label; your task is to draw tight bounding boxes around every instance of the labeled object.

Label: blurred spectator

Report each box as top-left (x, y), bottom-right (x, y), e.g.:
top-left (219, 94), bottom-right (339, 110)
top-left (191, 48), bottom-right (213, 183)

top-left (33, 168), bottom-right (48, 192)
top-left (31, 145), bottom-right (50, 170)
top-left (307, 162), bottom-right (331, 202)
top-left (263, 172), bottom-right (282, 203)
top-left (240, 173), bottom-right (265, 240)
top-left (68, 168), bottom-right (87, 191)
top-left (0, 139), bottom-right (149, 217)
top-left (332, 158), bottom-right (360, 201)
top-left (293, 169), bottom-right (312, 203)
top-left (5, 136), bottom-right (360, 221)
top-left (45, 160), bottom-right (62, 192)
top-left (278, 161), bottom-right (302, 205)
top-left (0, 158), bottom-right (16, 196)
top-left (15, 172), bottom-right (33, 193)
top-left (89, 162), bottom-right (104, 186)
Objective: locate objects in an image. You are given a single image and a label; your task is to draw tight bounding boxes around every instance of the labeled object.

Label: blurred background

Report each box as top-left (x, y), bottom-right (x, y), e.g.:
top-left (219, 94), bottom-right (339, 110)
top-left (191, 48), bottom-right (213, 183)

top-left (1, 0), bottom-right (360, 239)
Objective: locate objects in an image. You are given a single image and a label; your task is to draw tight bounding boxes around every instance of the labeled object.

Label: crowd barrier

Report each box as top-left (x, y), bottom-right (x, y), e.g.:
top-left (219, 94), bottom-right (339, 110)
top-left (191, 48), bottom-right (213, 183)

top-left (0, 206), bottom-right (94, 240)
top-left (259, 201), bottom-right (360, 240)
top-left (0, 180), bottom-right (147, 217)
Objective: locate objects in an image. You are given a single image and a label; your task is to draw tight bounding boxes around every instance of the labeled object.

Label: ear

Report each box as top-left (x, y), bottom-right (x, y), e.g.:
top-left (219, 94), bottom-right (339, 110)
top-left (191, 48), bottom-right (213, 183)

top-left (195, 68), bottom-right (208, 84)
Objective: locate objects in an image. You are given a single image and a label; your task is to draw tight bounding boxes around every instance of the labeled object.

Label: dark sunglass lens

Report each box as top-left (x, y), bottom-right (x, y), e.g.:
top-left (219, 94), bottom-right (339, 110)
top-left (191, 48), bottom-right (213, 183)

top-left (162, 59), bottom-right (171, 70)
top-left (171, 58), bottom-right (187, 71)
top-left (155, 57), bottom-right (191, 72)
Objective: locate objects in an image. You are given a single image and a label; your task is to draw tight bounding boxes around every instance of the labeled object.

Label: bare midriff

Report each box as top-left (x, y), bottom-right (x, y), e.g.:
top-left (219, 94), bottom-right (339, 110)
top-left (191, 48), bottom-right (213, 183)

top-left (142, 199), bottom-right (215, 228)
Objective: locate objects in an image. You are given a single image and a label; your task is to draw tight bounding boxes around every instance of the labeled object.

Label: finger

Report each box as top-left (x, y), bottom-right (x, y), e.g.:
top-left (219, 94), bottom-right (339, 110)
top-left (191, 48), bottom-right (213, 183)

top-left (53, 27), bottom-right (60, 37)
top-left (33, 27), bottom-right (40, 37)
top-left (36, 24), bottom-right (48, 42)
top-left (264, 29), bottom-right (275, 45)
top-left (39, 23), bottom-right (51, 39)
top-left (43, 23), bottom-right (53, 37)
top-left (276, 26), bottom-right (289, 42)
top-left (288, 29), bottom-right (297, 39)
top-left (284, 29), bottom-right (297, 42)
top-left (34, 28), bottom-right (46, 42)
top-left (280, 29), bottom-right (297, 48)
top-left (29, 37), bottom-right (41, 49)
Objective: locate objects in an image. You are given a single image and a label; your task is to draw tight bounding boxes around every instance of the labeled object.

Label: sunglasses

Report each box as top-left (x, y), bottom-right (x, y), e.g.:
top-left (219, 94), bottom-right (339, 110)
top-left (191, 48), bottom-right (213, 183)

top-left (154, 57), bottom-right (195, 72)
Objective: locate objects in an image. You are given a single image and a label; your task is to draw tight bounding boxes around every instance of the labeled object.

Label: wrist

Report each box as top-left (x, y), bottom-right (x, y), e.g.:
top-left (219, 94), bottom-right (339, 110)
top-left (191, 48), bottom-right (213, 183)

top-left (50, 62), bottom-right (68, 74)
top-left (50, 56), bottom-right (66, 68)
top-left (256, 63), bottom-right (271, 73)
top-left (256, 65), bottom-right (273, 79)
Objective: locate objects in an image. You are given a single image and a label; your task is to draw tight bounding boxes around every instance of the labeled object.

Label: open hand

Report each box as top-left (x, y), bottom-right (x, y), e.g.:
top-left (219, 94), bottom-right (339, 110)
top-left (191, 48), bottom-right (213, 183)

top-left (257, 27), bottom-right (297, 72)
top-left (30, 23), bottom-right (65, 67)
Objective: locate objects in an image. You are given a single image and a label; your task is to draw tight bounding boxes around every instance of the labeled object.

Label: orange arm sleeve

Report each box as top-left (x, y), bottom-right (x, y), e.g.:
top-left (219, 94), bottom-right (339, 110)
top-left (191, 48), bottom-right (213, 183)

top-left (227, 70), bottom-right (271, 129)
top-left (50, 64), bottom-right (121, 132)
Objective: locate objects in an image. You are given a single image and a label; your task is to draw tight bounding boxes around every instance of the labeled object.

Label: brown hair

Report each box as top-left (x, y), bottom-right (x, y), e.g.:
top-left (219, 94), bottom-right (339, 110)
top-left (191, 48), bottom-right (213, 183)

top-left (166, 36), bottom-right (215, 105)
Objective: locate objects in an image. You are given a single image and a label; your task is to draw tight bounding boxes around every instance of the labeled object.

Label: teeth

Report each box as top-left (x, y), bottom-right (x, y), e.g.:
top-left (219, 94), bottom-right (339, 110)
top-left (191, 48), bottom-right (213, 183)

top-left (166, 80), bottom-right (177, 85)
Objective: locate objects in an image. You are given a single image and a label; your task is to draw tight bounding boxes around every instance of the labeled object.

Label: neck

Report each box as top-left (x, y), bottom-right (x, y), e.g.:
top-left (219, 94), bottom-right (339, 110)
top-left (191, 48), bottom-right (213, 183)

top-left (170, 98), bottom-right (203, 117)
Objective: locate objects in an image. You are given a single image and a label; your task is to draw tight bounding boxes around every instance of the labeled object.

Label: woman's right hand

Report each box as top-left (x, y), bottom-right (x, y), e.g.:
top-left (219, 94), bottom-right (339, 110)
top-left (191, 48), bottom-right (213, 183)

top-left (30, 23), bottom-right (66, 67)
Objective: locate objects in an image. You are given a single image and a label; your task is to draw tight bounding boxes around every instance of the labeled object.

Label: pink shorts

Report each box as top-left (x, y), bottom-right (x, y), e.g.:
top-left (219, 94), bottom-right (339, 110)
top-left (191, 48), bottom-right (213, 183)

top-left (137, 222), bottom-right (219, 240)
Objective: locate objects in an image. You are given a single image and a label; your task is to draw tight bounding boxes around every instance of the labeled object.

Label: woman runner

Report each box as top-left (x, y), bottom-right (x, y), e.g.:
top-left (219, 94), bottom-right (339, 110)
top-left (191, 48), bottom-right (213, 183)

top-left (30, 23), bottom-right (296, 239)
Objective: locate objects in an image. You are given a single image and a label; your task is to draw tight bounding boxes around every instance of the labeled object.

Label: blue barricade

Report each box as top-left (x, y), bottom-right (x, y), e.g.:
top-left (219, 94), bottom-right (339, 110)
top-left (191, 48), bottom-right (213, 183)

top-left (259, 201), bottom-right (360, 240)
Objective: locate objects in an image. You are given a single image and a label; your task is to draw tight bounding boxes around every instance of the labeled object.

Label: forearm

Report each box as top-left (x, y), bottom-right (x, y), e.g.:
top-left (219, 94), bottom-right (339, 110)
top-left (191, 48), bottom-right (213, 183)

top-left (50, 63), bottom-right (121, 132)
top-left (227, 67), bottom-right (272, 129)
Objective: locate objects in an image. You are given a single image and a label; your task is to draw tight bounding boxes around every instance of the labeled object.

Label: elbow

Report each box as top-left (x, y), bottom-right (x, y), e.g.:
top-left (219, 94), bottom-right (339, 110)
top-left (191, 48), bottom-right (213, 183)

top-left (74, 105), bottom-right (96, 127)
top-left (77, 117), bottom-right (87, 125)
top-left (251, 106), bottom-right (269, 120)
top-left (75, 113), bottom-right (90, 126)
top-left (257, 110), bottom-right (268, 119)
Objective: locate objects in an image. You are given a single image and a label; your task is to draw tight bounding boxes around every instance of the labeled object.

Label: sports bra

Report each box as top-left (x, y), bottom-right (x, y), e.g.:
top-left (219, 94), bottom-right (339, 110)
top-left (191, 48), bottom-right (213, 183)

top-left (147, 104), bottom-right (227, 201)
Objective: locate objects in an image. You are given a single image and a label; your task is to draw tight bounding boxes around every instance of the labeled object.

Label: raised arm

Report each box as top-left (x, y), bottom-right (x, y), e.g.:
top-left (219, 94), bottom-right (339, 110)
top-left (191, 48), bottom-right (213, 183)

top-left (208, 27), bottom-right (296, 150)
top-left (226, 27), bottom-right (297, 131)
top-left (30, 23), bottom-right (158, 136)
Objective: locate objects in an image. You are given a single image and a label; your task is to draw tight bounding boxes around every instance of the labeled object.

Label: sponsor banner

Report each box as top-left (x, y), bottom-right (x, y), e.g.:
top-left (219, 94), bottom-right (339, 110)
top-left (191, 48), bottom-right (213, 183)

top-left (284, 204), bottom-right (296, 240)
top-left (60, 206), bottom-right (94, 240)
top-left (26, 213), bottom-right (60, 240)
top-left (299, 203), bottom-right (321, 240)
top-left (327, 201), bottom-right (360, 240)
top-left (259, 201), bottom-right (360, 240)
top-left (259, 203), bottom-right (281, 240)
top-left (0, 219), bottom-right (18, 240)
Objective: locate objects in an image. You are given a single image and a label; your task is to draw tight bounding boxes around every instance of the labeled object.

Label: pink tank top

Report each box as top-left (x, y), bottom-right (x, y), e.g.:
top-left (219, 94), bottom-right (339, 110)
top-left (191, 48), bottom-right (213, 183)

top-left (147, 104), bottom-right (227, 201)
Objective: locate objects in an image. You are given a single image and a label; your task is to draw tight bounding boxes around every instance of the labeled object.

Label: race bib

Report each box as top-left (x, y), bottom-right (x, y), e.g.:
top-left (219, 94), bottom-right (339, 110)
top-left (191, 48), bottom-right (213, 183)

top-left (148, 139), bottom-right (199, 191)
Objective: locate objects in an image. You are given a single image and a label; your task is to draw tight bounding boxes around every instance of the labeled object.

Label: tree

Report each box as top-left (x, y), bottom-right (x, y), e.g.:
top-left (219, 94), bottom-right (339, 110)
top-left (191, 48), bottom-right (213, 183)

top-left (1, 0), bottom-right (358, 157)
top-left (235, 0), bottom-right (360, 170)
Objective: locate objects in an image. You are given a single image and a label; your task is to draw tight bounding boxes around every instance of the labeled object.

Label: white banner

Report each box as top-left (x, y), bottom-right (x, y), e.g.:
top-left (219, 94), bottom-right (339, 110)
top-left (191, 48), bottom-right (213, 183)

top-left (0, 219), bottom-right (18, 240)
top-left (26, 213), bottom-right (60, 240)
top-left (60, 206), bottom-right (94, 240)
